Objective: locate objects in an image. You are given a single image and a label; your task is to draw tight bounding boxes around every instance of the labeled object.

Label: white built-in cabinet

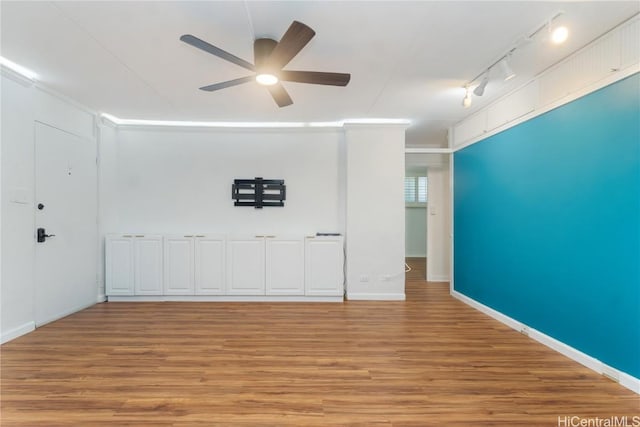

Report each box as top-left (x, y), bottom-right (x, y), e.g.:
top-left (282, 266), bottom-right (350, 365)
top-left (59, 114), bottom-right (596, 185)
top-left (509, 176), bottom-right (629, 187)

top-left (105, 236), bottom-right (134, 295)
top-left (194, 235), bottom-right (225, 295)
top-left (305, 235), bottom-right (344, 296)
top-left (225, 235), bottom-right (307, 296)
top-left (106, 233), bottom-right (344, 299)
top-left (163, 234), bottom-right (226, 295)
top-left (266, 236), bottom-right (305, 295)
top-left (164, 235), bottom-right (194, 295)
top-left (226, 235), bottom-right (266, 295)
top-left (106, 234), bottom-right (163, 296)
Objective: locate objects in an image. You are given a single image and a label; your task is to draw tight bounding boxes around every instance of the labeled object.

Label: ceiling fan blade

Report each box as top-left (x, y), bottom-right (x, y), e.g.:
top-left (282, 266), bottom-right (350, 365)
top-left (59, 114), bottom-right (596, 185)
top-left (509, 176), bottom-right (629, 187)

top-left (267, 83), bottom-right (293, 107)
top-left (280, 71), bottom-right (351, 86)
top-left (266, 21), bottom-right (315, 69)
top-left (199, 76), bottom-right (255, 92)
top-left (180, 34), bottom-right (255, 72)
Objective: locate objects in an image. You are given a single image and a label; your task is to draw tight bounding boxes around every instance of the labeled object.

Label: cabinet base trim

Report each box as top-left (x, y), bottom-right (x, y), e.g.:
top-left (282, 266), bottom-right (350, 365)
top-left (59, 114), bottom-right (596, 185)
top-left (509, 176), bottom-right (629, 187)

top-left (346, 292), bottom-right (406, 301)
top-left (107, 295), bottom-right (344, 302)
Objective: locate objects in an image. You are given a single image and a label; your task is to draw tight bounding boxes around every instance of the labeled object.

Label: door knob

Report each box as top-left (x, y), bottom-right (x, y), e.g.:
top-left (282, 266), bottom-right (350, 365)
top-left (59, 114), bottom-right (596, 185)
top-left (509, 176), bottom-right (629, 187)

top-left (37, 228), bottom-right (55, 243)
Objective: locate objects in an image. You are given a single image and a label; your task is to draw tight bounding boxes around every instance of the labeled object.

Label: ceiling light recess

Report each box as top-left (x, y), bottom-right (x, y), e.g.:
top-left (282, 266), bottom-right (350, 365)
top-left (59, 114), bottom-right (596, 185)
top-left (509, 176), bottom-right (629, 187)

top-left (100, 114), bottom-right (411, 128)
top-left (0, 56), bottom-right (38, 81)
top-left (461, 10), bottom-right (567, 107)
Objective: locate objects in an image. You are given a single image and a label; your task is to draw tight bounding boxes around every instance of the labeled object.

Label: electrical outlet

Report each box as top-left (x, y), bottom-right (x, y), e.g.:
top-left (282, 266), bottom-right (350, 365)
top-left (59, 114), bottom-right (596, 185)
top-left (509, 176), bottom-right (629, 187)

top-left (520, 326), bottom-right (530, 336)
top-left (381, 275), bottom-right (392, 281)
top-left (359, 275), bottom-right (369, 283)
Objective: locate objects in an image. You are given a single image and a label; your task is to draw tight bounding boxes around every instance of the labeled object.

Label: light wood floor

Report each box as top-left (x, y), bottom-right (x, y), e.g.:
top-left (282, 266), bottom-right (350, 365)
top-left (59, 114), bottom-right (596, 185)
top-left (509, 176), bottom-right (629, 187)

top-left (1, 258), bottom-right (638, 425)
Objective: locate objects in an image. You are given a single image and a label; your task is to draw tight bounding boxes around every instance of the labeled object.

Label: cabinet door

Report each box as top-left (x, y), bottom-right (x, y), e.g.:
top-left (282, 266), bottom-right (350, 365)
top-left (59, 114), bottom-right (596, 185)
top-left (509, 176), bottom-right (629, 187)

top-left (266, 236), bottom-right (304, 295)
top-left (134, 236), bottom-right (163, 295)
top-left (105, 235), bottom-right (134, 296)
top-left (164, 236), bottom-right (194, 295)
top-left (195, 235), bottom-right (225, 295)
top-left (226, 236), bottom-right (265, 295)
top-left (305, 237), bottom-right (344, 296)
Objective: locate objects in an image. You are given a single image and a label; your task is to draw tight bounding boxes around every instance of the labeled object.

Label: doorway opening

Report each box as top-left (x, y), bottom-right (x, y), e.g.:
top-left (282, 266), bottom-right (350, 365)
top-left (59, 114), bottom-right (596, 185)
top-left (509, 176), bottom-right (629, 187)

top-left (404, 167), bottom-right (427, 279)
top-left (405, 153), bottom-right (451, 283)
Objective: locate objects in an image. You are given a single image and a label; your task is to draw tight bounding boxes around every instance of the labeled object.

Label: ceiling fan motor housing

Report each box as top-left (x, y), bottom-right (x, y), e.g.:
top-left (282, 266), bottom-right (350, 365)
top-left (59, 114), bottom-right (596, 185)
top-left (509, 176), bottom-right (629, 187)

top-left (254, 38), bottom-right (278, 72)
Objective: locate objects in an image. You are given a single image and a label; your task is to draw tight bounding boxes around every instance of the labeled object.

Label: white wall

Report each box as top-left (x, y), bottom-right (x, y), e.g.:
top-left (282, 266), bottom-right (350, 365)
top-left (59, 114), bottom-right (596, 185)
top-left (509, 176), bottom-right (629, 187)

top-left (97, 123), bottom-right (119, 297)
top-left (103, 127), bottom-right (344, 235)
top-left (1, 71), bottom-right (98, 343)
top-left (102, 124), bottom-right (408, 301)
top-left (1, 74), bottom-right (36, 342)
top-left (426, 162), bottom-right (451, 282)
top-left (345, 124), bottom-right (406, 300)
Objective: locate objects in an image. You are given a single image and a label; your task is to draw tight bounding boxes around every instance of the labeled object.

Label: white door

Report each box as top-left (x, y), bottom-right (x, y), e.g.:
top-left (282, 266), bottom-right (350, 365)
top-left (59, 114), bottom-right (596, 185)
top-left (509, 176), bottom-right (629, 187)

top-left (164, 236), bottom-right (194, 295)
top-left (266, 236), bottom-right (304, 295)
top-left (305, 236), bottom-right (344, 296)
top-left (34, 123), bottom-right (97, 326)
top-left (105, 235), bottom-right (134, 296)
top-left (134, 236), bottom-right (163, 295)
top-left (195, 235), bottom-right (225, 295)
top-left (226, 236), bottom-right (265, 295)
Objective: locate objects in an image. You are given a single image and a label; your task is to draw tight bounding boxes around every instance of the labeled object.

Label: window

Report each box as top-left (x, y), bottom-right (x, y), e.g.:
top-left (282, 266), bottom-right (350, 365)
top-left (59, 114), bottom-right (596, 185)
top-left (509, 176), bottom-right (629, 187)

top-left (405, 176), bottom-right (427, 204)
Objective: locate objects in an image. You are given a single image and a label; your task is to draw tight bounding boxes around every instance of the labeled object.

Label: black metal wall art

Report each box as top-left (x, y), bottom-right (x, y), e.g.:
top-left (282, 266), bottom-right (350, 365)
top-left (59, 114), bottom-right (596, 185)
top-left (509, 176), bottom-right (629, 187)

top-left (232, 178), bottom-right (286, 208)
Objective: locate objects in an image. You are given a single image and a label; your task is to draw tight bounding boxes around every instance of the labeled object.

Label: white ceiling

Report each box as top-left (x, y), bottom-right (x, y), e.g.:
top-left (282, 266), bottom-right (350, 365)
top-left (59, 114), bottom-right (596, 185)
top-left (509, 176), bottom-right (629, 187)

top-left (1, 1), bottom-right (638, 146)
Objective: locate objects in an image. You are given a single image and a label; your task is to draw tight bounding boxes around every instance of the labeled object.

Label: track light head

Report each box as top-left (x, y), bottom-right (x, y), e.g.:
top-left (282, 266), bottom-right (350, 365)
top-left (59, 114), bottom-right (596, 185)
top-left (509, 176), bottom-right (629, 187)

top-left (473, 74), bottom-right (489, 96)
top-left (499, 57), bottom-right (516, 81)
top-left (462, 86), bottom-right (472, 108)
top-left (550, 25), bottom-right (569, 44)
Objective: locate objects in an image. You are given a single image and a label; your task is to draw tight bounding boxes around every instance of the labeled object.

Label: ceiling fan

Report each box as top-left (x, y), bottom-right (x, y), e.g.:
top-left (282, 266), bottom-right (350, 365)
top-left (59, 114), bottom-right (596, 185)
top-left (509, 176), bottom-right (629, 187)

top-left (180, 21), bottom-right (351, 107)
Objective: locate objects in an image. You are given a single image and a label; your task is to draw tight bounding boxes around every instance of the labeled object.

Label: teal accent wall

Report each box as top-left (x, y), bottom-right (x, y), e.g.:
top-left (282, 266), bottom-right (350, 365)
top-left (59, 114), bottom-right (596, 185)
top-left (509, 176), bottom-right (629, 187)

top-left (454, 74), bottom-right (640, 378)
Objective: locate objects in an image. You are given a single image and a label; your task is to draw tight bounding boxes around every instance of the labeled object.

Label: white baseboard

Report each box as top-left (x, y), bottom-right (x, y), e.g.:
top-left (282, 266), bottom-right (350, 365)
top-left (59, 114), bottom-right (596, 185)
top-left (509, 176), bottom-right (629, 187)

top-left (1, 321), bottom-right (36, 344)
top-left (36, 300), bottom-right (97, 328)
top-left (107, 295), bottom-right (344, 302)
top-left (451, 290), bottom-right (640, 394)
top-left (406, 253), bottom-right (426, 258)
top-left (97, 293), bottom-right (107, 303)
top-left (346, 292), bottom-right (406, 301)
top-left (427, 273), bottom-right (450, 282)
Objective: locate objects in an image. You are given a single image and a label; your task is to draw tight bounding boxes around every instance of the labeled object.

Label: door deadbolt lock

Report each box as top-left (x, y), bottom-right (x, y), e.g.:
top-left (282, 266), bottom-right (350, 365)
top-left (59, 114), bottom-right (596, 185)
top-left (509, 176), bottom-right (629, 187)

top-left (37, 228), bottom-right (55, 243)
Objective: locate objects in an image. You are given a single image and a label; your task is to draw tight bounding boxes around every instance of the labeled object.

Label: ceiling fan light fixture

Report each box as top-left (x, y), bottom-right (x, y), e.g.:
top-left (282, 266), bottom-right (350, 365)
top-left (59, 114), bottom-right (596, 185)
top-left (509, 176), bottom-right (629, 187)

top-left (256, 73), bottom-right (279, 86)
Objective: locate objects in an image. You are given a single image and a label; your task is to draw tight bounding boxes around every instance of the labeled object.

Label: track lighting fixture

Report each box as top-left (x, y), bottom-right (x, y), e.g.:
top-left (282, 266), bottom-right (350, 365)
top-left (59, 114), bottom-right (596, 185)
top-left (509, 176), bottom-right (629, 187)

top-left (473, 74), bottom-right (489, 96)
top-left (551, 25), bottom-right (569, 44)
top-left (499, 56), bottom-right (516, 81)
top-left (460, 11), bottom-right (570, 107)
top-left (462, 86), bottom-right (472, 108)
